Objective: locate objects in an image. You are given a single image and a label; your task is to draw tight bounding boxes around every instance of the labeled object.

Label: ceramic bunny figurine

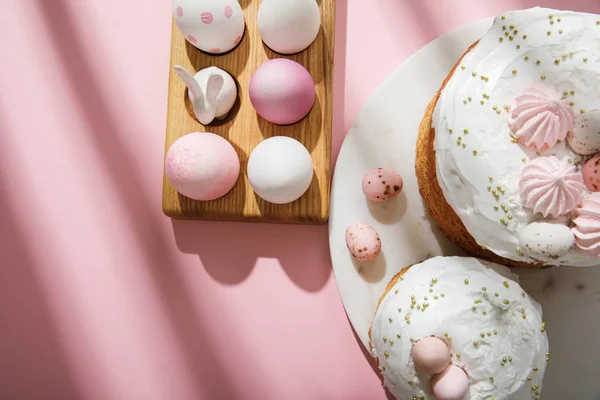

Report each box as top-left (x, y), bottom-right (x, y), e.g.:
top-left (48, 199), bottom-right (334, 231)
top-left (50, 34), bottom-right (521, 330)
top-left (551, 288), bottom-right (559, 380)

top-left (174, 65), bottom-right (237, 125)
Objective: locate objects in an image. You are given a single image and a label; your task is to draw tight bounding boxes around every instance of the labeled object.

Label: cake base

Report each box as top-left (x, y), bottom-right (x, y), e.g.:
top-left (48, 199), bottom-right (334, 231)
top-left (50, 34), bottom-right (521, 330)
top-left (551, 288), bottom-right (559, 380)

top-left (415, 41), bottom-right (544, 269)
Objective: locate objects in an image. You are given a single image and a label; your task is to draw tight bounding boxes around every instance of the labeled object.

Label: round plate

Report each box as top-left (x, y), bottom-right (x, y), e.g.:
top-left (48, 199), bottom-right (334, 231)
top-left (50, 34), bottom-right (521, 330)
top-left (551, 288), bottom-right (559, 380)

top-left (329, 18), bottom-right (600, 399)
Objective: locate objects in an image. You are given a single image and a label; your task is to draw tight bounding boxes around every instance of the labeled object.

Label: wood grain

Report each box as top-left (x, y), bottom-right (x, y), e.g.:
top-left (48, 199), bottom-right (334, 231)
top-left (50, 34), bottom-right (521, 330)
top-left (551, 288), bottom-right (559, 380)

top-left (162, 0), bottom-right (335, 224)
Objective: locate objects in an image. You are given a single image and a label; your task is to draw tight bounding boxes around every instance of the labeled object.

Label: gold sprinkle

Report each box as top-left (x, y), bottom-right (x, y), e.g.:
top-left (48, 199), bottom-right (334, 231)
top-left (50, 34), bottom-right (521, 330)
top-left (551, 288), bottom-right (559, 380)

top-left (395, 290), bottom-right (399, 294)
top-left (509, 357), bottom-right (513, 362)
top-left (528, 376), bottom-right (532, 381)
top-left (547, 30), bottom-right (552, 36)
top-left (473, 150), bottom-right (478, 156)
top-left (508, 215), bottom-right (513, 220)
top-left (489, 176), bottom-right (493, 182)
top-left (482, 287), bottom-right (487, 291)
top-left (512, 69), bottom-right (517, 75)
top-left (493, 330), bottom-right (497, 335)
top-left (390, 340), bottom-right (394, 345)
top-left (487, 186), bottom-right (492, 191)
top-left (533, 366), bottom-right (539, 372)
top-left (487, 332), bottom-right (492, 337)
top-left (490, 376), bottom-right (494, 381)
top-left (441, 293), bottom-right (445, 297)
top-left (570, 101), bottom-right (575, 106)
top-left (503, 25), bottom-right (507, 30)
top-left (429, 288), bottom-right (433, 293)
top-left (548, 14), bottom-right (553, 19)
top-left (495, 292), bottom-right (499, 297)
top-left (434, 295), bottom-right (438, 300)
top-left (472, 72), bottom-right (477, 77)
top-left (550, 20), bottom-right (555, 25)
top-left (498, 186), bottom-right (505, 194)
top-left (494, 206), bottom-right (499, 211)
top-left (597, 20), bottom-right (600, 25)
top-left (397, 308), bottom-right (402, 313)
top-left (384, 351), bottom-right (390, 358)
top-left (510, 24), bottom-right (515, 29)
top-left (522, 157), bottom-right (527, 163)
top-left (468, 97), bottom-right (472, 102)
top-left (482, 310), bottom-right (487, 315)
top-left (570, 90), bottom-right (575, 95)
top-left (505, 31), bottom-right (509, 37)
top-left (503, 281), bottom-right (509, 288)
top-left (522, 314), bottom-right (527, 319)
top-left (581, 109), bottom-right (586, 114)
top-left (397, 333), bottom-right (401, 339)
top-left (523, 34), bottom-right (528, 39)
top-left (389, 317), bottom-right (393, 323)
top-left (584, 57), bottom-right (588, 62)
top-left (555, 59), bottom-right (560, 65)
top-left (501, 204), bottom-right (508, 213)
top-left (558, 18), bottom-right (561, 22)
top-left (559, 29), bottom-right (563, 34)
top-left (516, 44), bottom-right (521, 49)
top-left (524, 56), bottom-right (529, 61)
top-left (521, 291), bottom-right (526, 297)
top-left (536, 60), bottom-right (541, 65)
top-left (480, 332), bottom-right (485, 338)
top-left (541, 75), bottom-right (546, 80)
top-left (410, 337), bottom-right (415, 343)
top-left (463, 100), bottom-right (467, 105)
top-left (563, 54), bottom-right (568, 61)
top-left (503, 300), bottom-right (510, 305)
top-left (480, 100), bottom-right (485, 105)
top-left (461, 65), bottom-right (466, 70)
top-left (462, 144), bottom-right (466, 149)
top-left (464, 279), bottom-right (469, 285)
top-left (472, 306), bottom-right (477, 311)
top-left (383, 337), bottom-right (387, 342)
top-left (568, 159), bottom-right (573, 164)
top-left (464, 128), bottom-right (469, 134)
top-left (408, 380), bottom-right (413, 385)
top-left (499, 37), bottom-right (504, 42)
top-left (382, 366), bottom-right (387, 372)
top-left (514, 29), bottom-right (518, 34)
top-left (474, 341), bottom-right (479, 346)
top-left (502, 15), bottom-right (506, 20)
top-left (456, 353), bottom-right (461, 359)
top-left (564, 90), bottom-right (569, 96)
top-left (509, 36), bottom-right (514, 41)
top-left (449, 128), bottom-right (453, 133)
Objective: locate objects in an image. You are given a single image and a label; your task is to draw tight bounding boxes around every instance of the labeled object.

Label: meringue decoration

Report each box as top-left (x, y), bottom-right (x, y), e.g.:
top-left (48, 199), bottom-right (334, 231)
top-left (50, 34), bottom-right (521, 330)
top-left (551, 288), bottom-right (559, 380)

top-left (572, 193), bottom-right (600, 257)
top-left (518, 156), bottom-right (585, 217)
top-left (432, 365), bottom-right (470, 400)
top-left (518, 222), bottom-right (575, 261)
top-left (567, 109), bottom-right (600, 155)
top-left (508, 85), bottom-right (574, 150)
top-left (583, 153), bottom-right (600, 192)
top-left (411, 337), bottom-right (450, 375)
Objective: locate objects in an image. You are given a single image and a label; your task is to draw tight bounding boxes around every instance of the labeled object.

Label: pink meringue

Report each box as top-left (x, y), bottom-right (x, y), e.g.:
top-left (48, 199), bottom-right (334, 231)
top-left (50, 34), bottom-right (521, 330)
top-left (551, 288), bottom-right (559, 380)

top-left (518, 156), bottom-right (585, 217)
top-left (572, 193), bottom-right (600, 257)
top-left (508, 85), bottom-right (574, 150)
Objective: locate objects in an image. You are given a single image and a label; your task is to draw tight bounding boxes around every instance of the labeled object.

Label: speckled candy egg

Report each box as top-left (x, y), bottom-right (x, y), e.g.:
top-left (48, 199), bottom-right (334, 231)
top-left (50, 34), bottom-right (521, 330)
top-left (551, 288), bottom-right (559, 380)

top-left (173, 0), bottom-right (245, 54)
top-left (345, 223), bottom-right (381, 261)
top-left (432, 365), bottom-right (469, 400)
top-left (567, 109), bottom-right (600, 155)
top-left (518, 221), bottom-right (575, 261)
top-left (362, 168), bottom-right (403, 202)
top-left (165, 132), bottom-right (240, 201)
top-left (583, 153), bottom-right (600, 192)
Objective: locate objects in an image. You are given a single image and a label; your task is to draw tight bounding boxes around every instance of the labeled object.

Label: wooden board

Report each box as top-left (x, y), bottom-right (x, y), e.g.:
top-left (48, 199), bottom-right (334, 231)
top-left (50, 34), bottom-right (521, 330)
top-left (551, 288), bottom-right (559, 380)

top-left (162, 0), bottom-right (335, 224)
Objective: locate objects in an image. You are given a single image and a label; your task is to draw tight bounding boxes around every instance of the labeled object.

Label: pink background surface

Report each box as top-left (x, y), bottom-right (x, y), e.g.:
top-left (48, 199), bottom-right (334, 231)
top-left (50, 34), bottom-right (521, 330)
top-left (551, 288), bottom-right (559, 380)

top-left (1, 1), bottom-right (599, 399)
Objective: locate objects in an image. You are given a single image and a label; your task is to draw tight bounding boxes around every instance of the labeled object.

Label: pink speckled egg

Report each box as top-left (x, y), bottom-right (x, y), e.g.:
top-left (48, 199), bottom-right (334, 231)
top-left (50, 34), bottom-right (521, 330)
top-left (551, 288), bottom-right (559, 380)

top-left (432, 365), bottom-right (469, 400)
top-left (249, 59), bottom-right (315, 125)
top-left (165, 132), bottom-right (240, 201)
top-left (345, 223), bottom-right (381, 261)
top-left (362, 168), bottom-right (403, 202)
top-left (583, 153), bottom-right (600, 192)
top-left (411, 337), bottom-right (451, 375)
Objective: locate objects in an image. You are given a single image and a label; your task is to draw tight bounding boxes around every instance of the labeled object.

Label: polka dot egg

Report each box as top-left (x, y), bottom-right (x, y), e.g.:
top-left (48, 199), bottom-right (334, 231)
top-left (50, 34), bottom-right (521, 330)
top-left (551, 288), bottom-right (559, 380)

top-left (362, 168), bottom-right (403, 202)
top-left (345, 223), bottom-right (381, 261)
top-left (583, 153), bottom-right (600, 192)
top-left (173, 0), bottom-right (245, 54)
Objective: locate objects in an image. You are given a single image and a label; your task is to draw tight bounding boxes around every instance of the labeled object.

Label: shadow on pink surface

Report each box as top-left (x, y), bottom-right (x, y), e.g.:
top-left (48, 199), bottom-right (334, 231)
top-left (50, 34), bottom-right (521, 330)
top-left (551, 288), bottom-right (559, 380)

top-left (171, 220), bottom-right (332, 291)
top-left (0, 176), bottom-right (79, 399)
top-left (29, 0), bottom-right (239, 397)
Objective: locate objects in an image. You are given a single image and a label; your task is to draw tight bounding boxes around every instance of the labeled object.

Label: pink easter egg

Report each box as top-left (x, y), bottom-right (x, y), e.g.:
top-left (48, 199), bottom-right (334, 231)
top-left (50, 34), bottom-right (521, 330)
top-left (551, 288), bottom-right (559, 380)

top-left (165, 132), bottom-right (240, 201)
top-left (432, 365), bottom-right (469, 400)
top-left (362, 168), bottom-right (403, 202)
top-left (176, 6), bottom-right (184, 17)
top-left (249, 59), bottom-right (315, 125)
top-left (411, 337), bottom-right (451, 375)
top-left (201, 12), bottom-right (213, 24)
top-left (224, 5), bottom-right (233, 19)
top-left (583, 154), bottom-right (600, 192)
top-left (345, 223), bottom-right (381, 261)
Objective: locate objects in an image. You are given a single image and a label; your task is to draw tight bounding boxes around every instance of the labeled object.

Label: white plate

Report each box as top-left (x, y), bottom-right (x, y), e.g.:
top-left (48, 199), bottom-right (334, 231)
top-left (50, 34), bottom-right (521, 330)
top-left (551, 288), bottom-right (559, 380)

top-left (329, 18), bottom-right (600, 399)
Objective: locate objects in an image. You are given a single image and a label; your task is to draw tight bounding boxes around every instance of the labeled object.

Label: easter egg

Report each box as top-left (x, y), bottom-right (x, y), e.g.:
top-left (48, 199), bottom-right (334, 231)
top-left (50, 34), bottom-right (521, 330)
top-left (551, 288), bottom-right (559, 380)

top-left (432, 365), bottom-right (469, 400)
top-left (249, 59), bottom-right (315, 125)
top-left (173, 0), bottom-right (245, 54)
top-left (567, 109), bottom-right (600, 155)
top-left (247, 137), bottom-right (313, 204)
top-left (257, 0), bottom-right (320, 54)
top-left (165, 132), bottom-right (240, 201)
top-left (411, 337), bottom-right (451, 375)
top-left (345, 223), bottom-right (381, 261)
top-left (518, 221), bottom-right (575, 261)
top-left (362, 168), bottom-right (403, 202)
top-left (583, 153), bottom-right (600, 192)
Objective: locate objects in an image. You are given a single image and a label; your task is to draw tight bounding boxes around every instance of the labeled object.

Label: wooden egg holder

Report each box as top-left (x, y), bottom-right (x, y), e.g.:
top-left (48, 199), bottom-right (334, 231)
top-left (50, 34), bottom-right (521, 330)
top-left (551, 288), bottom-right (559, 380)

top-left (162, 0), bottom-right (335, 224)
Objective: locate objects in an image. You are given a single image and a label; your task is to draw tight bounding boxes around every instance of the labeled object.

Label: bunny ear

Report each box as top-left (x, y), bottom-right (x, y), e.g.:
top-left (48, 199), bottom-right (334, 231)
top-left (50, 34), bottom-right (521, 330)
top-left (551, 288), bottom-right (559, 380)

top-left (174, 65), bottom-right (203, 101)
top-left (205, 74), bottom-right (224, 106)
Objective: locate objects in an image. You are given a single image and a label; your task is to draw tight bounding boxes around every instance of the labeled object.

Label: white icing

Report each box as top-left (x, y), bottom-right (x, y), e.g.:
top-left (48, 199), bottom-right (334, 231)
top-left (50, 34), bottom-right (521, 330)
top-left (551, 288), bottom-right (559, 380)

top-left (370, 257), bottom-right (549, 400)
top-left (433, 7), bottom-right (600, 267)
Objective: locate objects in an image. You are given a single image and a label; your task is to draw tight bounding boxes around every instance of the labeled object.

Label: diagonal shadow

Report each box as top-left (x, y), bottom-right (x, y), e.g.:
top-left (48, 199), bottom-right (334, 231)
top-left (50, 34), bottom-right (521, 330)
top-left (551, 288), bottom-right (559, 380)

top-left (33, 1), bottom-right (238, 397)
top-left (0, 158), bottom-right (79, 399)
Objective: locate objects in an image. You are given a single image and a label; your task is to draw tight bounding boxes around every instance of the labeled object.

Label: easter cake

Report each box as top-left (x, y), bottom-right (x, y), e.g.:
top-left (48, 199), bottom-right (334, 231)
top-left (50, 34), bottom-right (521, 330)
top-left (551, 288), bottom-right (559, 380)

top-left (370, 256), bottom-right (549, 400)
top-left (416, 7), bottom-right (600, 268)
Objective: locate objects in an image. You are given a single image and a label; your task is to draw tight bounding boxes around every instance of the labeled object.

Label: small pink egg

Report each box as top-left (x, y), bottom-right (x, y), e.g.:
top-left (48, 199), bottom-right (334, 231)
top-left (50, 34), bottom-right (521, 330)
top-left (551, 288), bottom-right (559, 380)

top-left (362, 168), bottom-right (403, 202)
top-left (345, 223), bottom-right (381, 261)
top-left (583, 154), bottom-right (600, 192)
top-left (411, 337), bottom-right (451, 374)
top-left (165, 132), bottom-right (240, 201)
top-left (432, 365), bottom-right (469, 400)
top-left (249, 59), bottom-right (315, 125)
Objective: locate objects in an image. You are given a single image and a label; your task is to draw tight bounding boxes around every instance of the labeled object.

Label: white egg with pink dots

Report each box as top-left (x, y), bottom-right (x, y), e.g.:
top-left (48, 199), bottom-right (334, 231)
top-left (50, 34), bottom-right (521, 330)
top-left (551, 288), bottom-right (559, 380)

top-left (173, 0), bottom-right (245, 54)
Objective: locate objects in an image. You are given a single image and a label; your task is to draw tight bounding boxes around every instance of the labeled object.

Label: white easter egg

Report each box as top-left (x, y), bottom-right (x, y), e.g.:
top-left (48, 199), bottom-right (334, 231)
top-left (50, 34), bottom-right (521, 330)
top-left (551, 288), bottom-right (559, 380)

top-left (257, 0), bottom-right (320, 54)
top-left (518, 221), bottom-right (575, 261)
top-left (173, 0), bottom-right (245, 54)
top-left (567, 109), bottom-right (600, 155)
top-left (247, 137), bottom-right (313, 204)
